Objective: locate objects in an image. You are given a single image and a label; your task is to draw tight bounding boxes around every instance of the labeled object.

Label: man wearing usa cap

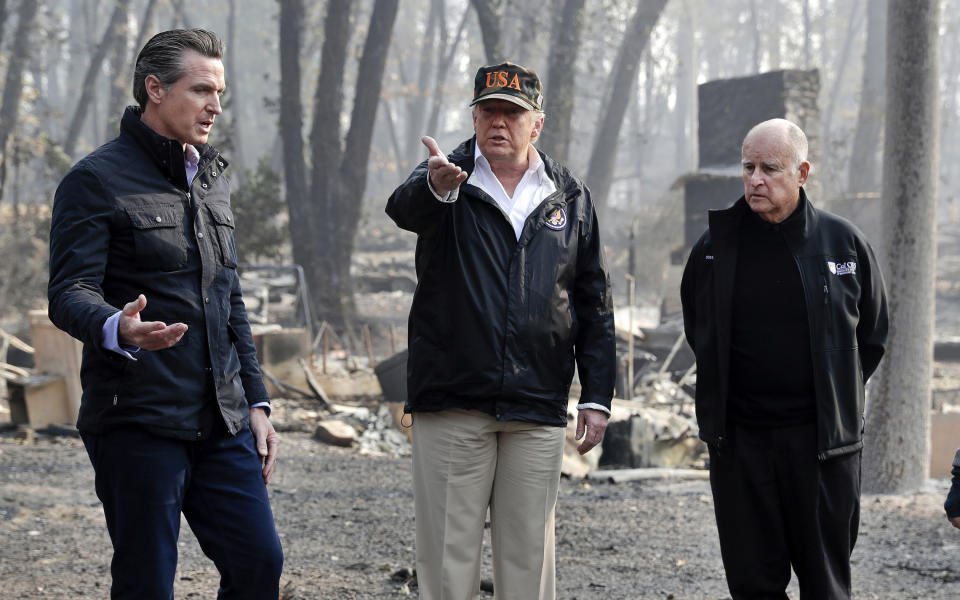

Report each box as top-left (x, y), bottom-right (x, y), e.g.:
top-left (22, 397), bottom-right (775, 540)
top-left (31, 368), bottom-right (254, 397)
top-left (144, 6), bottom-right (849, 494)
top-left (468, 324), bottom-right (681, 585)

top-left (386, 62), bottom-right (615, 599)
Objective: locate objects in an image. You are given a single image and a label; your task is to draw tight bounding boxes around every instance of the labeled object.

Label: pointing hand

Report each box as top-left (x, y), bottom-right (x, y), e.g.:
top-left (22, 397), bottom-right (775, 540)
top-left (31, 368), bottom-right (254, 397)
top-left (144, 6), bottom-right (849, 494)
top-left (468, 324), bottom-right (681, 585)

top-left (422, 136), bottom-right (467, 197)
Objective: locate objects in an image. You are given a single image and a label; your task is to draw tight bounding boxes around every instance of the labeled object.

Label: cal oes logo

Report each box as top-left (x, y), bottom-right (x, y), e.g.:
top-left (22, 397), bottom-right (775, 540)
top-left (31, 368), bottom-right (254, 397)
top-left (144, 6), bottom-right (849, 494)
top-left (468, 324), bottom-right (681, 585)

top-left (545, 208), bottom-right (567, 231)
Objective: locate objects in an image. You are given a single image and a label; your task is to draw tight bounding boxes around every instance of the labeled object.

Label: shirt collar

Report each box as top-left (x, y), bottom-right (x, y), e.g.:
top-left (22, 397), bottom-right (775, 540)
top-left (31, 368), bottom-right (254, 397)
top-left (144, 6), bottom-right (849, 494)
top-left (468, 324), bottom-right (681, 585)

top-left (184, 143), bottom-right (200, 168)
top-left (473, 141), bottom-right (548, 184)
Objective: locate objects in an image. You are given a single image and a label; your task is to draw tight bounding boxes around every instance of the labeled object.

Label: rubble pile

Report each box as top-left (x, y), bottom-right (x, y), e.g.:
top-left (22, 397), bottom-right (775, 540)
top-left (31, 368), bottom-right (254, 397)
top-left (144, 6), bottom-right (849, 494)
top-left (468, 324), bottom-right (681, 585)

top-left (319, 403), bottom-right (411, 458)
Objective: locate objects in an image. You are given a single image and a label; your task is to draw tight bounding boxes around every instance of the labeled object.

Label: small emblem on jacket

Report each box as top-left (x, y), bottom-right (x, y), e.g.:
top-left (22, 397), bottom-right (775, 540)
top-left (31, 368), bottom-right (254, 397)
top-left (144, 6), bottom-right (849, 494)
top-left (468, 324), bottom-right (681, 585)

top-left (827, 260), bottom-right (857, 276)
top-left (545, 208), bottom-right (567, 230)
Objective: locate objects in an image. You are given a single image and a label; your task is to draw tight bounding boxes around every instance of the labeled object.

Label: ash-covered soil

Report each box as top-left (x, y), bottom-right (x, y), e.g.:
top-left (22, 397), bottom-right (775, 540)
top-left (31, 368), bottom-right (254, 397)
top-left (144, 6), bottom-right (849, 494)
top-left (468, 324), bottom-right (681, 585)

top-left (1, 429), bottom-right (958, 600)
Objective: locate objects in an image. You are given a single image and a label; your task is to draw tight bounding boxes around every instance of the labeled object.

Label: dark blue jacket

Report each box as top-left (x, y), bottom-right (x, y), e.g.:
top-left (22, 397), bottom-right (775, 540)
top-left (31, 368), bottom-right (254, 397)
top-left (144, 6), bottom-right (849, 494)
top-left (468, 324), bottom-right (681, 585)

top-left (386, 137), bottom-right (616, 426)
top-left (48, 107), bottom-right (268, 440)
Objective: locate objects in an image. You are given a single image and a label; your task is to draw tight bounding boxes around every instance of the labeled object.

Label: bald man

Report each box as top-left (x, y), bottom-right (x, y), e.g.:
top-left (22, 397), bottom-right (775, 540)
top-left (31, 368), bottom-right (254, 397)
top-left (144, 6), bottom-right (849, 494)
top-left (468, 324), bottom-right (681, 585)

top-left (680, 119), bottom-right (888, 599)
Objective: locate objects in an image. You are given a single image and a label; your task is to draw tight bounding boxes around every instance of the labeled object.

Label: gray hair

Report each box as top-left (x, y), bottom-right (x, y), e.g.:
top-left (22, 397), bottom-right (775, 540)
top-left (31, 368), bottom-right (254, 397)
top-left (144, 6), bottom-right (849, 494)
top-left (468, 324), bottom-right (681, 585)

top-left (133, 29), bottom-right (224, 110)
top-left (744, 118), bottom-right (809, 171)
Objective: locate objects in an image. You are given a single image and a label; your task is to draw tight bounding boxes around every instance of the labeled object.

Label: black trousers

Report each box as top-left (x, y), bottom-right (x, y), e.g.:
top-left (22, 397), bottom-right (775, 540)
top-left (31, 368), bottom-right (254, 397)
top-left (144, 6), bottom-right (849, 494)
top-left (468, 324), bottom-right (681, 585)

top-left (708, 422), bottom-right (861, 600)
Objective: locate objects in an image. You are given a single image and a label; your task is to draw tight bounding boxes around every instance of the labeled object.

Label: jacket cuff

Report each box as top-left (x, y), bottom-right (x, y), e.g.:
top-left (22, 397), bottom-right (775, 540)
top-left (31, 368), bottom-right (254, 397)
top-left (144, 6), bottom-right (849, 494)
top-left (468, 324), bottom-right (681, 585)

top-left (426, 173), bottom-right (459, 203)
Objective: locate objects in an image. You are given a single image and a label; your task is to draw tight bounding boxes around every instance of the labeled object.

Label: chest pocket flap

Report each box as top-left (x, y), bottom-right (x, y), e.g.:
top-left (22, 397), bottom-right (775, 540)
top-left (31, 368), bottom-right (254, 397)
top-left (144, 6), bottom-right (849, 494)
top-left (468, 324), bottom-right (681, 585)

top-left (206, 203), bottom-right (237, 267)
top-left (124, 205), bottom-right (186, 270)
top-left (127, 206), bottom-right (179, 230)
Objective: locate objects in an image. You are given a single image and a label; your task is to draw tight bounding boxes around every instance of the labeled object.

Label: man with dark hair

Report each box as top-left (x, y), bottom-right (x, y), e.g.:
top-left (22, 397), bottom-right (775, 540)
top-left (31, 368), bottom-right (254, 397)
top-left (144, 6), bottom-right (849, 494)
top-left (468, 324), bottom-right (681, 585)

top-left (48, 29), bottom-right (283, 599)
top-left (386, 62), bottom-right (615, 600)
top-left (681, 118), bottom-right (888, 599)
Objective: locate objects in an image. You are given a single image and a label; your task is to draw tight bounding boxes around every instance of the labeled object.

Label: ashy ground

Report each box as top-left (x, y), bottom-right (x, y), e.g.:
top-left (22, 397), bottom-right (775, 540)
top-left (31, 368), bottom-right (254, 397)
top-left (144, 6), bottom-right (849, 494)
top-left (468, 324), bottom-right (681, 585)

top-left (0, 429), bottom-right (958, 600)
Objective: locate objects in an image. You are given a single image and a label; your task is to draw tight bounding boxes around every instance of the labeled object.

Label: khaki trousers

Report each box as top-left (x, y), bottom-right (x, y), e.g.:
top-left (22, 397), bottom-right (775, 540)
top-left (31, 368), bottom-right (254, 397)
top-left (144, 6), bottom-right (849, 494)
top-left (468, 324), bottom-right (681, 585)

top-left (412, 409), bottom-right (566, 600)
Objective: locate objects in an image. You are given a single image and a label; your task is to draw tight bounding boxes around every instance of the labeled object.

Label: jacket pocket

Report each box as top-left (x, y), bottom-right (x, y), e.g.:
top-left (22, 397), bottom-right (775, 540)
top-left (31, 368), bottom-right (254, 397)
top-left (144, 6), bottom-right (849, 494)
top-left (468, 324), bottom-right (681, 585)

top-left (206, 203), bottom-right (238, 268)
top-left (125, 205), bottom-right (188, 271)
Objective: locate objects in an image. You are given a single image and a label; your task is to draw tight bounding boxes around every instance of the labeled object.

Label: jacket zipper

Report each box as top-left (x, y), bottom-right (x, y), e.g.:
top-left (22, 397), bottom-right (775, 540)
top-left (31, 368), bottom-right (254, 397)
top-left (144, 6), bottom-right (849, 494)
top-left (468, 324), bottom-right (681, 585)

top-left (819, 263), bottom-right (834, 339)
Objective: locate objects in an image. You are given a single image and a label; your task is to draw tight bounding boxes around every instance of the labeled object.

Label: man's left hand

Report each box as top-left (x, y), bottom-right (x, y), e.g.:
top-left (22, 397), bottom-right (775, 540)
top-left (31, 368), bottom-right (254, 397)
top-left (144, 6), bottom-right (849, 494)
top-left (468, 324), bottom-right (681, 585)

top-left (250, 407), bottom-right (279, 484)
top-left (576, 408), bottom-right (609, 455)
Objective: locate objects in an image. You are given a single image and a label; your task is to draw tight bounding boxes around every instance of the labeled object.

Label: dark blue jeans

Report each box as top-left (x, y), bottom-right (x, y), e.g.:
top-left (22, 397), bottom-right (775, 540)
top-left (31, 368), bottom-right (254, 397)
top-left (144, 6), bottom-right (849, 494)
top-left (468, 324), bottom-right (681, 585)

top-left (81, 422), bottom-right (283, 600)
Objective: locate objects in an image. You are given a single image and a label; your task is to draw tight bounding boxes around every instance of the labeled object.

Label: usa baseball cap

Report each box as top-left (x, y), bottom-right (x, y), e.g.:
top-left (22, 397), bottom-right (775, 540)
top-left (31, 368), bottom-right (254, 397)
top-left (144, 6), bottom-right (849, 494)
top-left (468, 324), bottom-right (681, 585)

top-left (470, 62), bottom-right (543, 111)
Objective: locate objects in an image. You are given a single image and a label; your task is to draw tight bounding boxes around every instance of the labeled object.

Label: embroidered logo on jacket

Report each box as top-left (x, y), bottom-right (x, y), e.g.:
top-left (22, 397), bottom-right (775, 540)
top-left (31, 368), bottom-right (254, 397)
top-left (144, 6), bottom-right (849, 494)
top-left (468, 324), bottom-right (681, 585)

top-left (545, 208), bottom-right (567, 230)
top-left (827, 260), bottom-right (857, 276)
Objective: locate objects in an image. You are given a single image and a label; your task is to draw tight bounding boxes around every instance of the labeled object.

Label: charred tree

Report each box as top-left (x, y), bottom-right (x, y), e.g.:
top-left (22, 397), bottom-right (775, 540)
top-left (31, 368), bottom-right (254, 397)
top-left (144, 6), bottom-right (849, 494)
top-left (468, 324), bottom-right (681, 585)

top-left (315, 0), bottom-right (400, 326)
top-left (130, 0), bottom-right (159, 55)
top-left (0, 0), bottom-right (9, 52)
top-left (864, 0), bottom-right (940, 494)
top-left (280, 0), bottom-right (400, 327)
top-left (0, 0), bottom-right (40, 202)
top-left (470, 0), bottom-right (504, 64)
top-left (537, 0), bottom-right (585, 164)
top-left (847, 0), bottom-right (886, 195)
top-left (674, 0), bottom-right (697, 172)
top-left (224, 0), bottom-right (246, 174)
top-left (820, 0), bottom-right (861, 173)
top-left (171, 0), bottom-right (190, 29)
top-left (585, 0), bottom-right (668, 214)
top-left (424, 4), bottom-right (469, 136)
top-left (104, 0), bottom-right (131, 138)
top-left (278, 0), bottom-right (311, 306)
top-left (63, 0), bottom-right (130, 157)
top-left (305, 0), bottom-right (352, 326)
top-left (404, 0), bottom-right (439, 166)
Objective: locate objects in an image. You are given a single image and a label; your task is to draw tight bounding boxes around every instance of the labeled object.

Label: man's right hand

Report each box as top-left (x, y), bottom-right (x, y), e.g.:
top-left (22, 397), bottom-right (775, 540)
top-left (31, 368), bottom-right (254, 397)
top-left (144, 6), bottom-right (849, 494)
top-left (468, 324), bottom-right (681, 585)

top-left (118, 294), bottom-right (188, 350)
top-left (422, 136), bottom-right (467, 197)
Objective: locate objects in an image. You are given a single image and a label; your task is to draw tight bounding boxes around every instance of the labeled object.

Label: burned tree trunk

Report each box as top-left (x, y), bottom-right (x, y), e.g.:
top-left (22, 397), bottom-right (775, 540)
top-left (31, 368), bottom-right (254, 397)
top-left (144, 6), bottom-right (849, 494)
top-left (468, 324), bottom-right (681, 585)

top-left (224, 0), bottom-right (246, 174)
top-left (585, 0), bottom-right (668, 214)
top-left (63, 0), bottom-right (130, 157)
top-left (404, 0), bottom-right (439, 166)
top-left (104, 0), bottom-right (131, 138)
top-left (0, 0), bottom-right (40, 202)
top-left (130, 0), bottom-right (159, 56)
top-left (424, 4), bottom-right (469, 137)
top-left (470, 0), bottom-right (504, 64)
top-left (847, 0), bottom-right (886, 195)
top-left (537, 0), bottom-right (585, 164)
top-left (314, 0), bottom-right (400, 326)
top-left (864, 0), bottom-right (940, 494)
top-left (0, 0), bottom-right (9, 52)
top-left (278, 0), bottom-right (312, 311)
top-left (305, 0), bottom-right (352, 327)
top-left (281, 0), bottom-right (400, 327)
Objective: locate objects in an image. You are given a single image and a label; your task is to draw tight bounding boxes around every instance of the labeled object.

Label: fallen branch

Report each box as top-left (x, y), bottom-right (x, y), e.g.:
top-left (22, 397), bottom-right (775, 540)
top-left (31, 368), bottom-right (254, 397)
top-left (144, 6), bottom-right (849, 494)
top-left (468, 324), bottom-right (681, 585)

top-left (0, 328), bottom-right (34, 354)
top-left (261, 368), bottom-right (314, 400)
top-left (299, 358), bottom-right (331, 411)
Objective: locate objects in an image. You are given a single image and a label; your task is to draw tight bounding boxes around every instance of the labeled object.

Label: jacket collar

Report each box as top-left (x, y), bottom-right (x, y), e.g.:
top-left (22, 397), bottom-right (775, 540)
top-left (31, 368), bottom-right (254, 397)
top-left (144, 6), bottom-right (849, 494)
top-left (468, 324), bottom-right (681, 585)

top-left (119, 106), bottom-right (224, 190)
top-left (709, 187), bottom-right (816, 249)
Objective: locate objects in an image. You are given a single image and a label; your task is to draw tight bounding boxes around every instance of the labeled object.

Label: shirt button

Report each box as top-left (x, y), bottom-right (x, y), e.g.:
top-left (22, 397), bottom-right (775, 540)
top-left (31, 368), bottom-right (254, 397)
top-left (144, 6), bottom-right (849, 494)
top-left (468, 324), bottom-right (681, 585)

top-left (197, 231), bottom-right (204, 239)
top-left (204, 297), bottom-right (210, 304)
top-left (202, 183), bottom-right (208, 189)
top-left (212, 171), bottom-right (218, 177)
top-left (155, 216), bottom-right (162, 223)
top-left (218, 161), bottom-right (224, 167)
